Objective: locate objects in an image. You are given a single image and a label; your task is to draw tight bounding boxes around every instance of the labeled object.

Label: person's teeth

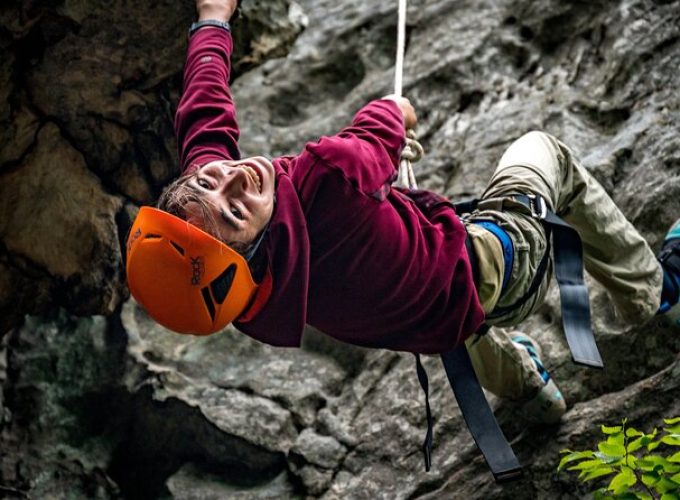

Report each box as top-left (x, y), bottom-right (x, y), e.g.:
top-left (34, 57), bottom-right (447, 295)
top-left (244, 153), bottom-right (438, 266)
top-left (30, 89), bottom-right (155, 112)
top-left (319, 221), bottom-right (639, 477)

top-left (240, 165), bottom-right (261, 191)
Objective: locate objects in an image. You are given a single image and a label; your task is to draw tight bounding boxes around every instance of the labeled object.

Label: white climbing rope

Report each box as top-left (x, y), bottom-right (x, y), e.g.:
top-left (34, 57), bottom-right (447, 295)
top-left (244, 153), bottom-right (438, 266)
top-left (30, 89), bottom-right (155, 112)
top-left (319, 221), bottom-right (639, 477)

top-left (394, 0), bottom-right (407, 97)
top-left (394, 0), bottom-right (423, 190)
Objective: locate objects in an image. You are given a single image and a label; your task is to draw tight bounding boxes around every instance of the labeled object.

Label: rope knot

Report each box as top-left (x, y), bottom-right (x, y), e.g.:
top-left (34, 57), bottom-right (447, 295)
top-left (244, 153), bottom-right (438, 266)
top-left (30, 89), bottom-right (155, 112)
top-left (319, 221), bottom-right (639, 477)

top-left (402, 129), bottom-right (424, 162)
top-left (397, 129), bottom-right (424, 190)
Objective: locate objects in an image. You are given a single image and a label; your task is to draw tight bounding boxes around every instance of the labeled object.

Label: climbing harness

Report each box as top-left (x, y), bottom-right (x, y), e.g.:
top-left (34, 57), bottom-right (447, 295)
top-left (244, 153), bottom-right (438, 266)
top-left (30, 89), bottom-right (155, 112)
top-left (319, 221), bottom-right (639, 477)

top-left (394, 0), bottom-right (423, 190)
top-left (459, 195), bottom-right (604, 368)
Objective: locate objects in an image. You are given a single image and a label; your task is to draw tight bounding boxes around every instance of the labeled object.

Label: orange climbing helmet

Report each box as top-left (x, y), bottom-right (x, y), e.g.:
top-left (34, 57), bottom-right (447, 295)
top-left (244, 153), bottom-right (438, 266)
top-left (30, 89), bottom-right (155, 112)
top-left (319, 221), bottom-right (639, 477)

top-left (125, 207), bottom-right (259, 335)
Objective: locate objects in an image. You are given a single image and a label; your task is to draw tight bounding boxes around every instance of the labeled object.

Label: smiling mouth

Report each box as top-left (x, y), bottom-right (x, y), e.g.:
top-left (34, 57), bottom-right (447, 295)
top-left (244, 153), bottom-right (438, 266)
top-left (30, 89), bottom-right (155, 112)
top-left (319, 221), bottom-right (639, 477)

top-left (239, 164), bottom-right (262, 192)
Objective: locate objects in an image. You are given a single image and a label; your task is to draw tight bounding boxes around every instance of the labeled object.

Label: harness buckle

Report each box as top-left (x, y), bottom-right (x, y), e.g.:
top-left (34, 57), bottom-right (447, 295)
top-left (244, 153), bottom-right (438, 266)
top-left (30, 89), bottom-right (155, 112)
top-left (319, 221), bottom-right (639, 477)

top-left (526, 193), bottom-right (547, 220)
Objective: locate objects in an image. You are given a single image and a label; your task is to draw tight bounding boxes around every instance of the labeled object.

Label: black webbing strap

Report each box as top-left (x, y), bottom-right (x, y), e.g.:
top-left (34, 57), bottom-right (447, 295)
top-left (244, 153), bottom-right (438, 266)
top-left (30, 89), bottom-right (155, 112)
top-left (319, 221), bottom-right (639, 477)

top-left (414, 351), bottom-right (524, 483)
top-left (513, 195), bottom-right (603, 368)
top-left (442, 347), bottom-right (523, 482)
top-left (415, 354), bottom-right (433, 471)
top-left (454, 198), bottom-right (479, 215)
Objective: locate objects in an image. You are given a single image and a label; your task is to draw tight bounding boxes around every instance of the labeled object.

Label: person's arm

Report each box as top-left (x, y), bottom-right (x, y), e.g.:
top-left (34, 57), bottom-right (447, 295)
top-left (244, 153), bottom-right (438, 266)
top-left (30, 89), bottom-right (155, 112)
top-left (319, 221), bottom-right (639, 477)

top-left (305, 97), bottom-right (417, 198)
top-left (175, 0), bottom-right (240, 174)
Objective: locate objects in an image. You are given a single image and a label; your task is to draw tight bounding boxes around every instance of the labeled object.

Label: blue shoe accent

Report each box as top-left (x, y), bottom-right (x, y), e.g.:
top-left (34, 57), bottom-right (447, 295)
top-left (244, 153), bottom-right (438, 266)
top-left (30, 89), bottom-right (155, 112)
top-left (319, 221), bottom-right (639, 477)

top-left (512, 334), bottom-right (567, 424)
top-left (666, 223), bottom-right (680, 241)
top-left (512, 335), bottom-right (550, 383)
top-left (658, 219), bottom-right (680, 325)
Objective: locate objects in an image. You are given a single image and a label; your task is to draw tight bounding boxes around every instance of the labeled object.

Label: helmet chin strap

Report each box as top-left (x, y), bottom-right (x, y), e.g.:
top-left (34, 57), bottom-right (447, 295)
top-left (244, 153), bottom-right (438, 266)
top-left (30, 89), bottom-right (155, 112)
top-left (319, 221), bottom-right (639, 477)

top-left (244, 222), bottom-right (269, 263)
top-left (244, 196), bottom-right (276, 263)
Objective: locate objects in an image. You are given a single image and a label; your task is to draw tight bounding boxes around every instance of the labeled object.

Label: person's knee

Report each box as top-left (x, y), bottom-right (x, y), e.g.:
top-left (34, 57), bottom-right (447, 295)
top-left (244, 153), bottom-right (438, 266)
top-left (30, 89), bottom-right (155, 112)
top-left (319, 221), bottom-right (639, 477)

top-left (522, 130), bottom-right (560, 151)
top-left (498, 130), bottom-right (561, 174)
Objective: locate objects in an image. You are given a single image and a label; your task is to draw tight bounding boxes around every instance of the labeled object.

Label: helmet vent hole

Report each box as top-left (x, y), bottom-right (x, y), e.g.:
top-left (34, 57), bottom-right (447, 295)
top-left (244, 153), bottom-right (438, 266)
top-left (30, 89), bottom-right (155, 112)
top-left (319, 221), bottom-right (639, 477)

top-left (201, 287), bottom-right (216, 321)
top-left (144, 234), bottom-right (162, 239)
top-left (170, 241), bottom-right (185, 255)
top-left (210, 264), bottom-right (237, 304)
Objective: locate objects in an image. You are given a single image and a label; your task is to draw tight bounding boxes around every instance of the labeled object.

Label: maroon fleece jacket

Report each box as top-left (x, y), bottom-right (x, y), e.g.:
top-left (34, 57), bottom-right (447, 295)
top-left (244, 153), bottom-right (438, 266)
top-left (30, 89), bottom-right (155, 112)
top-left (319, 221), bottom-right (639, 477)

top-left (175, 28), bottom-right (484, 354)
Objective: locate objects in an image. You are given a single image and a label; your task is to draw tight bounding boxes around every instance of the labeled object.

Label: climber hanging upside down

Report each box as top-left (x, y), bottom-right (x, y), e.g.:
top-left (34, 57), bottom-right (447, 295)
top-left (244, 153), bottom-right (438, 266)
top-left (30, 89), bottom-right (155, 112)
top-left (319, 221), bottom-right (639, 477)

top-left (126, 0), bottom-right (680, 432)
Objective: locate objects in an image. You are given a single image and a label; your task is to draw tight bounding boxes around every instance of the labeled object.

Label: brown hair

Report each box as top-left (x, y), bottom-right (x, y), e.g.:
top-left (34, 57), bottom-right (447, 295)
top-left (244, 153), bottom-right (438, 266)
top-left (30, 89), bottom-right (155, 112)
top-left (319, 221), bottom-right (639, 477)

top-left (156, 173), bottom-right (252, 256)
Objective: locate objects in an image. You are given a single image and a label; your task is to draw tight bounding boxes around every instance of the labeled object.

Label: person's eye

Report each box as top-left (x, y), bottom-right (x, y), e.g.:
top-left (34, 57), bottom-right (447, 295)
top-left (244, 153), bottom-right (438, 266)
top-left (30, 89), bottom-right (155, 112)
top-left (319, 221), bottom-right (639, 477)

top-left (197, 177), bottom-right (211, 189)
top-left (230, 206), bottom-right (244, 220)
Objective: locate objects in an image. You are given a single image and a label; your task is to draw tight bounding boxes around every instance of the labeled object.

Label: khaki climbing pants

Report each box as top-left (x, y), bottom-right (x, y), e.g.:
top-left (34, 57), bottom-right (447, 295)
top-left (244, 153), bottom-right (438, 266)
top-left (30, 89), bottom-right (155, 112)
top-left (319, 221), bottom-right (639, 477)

top-left (461, 131), bottom-right (663, 400)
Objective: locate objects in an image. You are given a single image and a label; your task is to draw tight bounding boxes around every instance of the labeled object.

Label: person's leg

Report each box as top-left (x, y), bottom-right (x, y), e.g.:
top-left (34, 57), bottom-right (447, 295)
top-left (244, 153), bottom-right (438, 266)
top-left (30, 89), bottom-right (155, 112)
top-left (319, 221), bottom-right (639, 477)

top-left (486, 131), bottom-right (663, 324)
top-left (464, 216), bottom-right (553, 402)
top-left (466, 130), bottom-right (664, 422)
top-left (465, 327), bottom-right (566, 423)
top-left (465, 328), bottom-right (543, 399)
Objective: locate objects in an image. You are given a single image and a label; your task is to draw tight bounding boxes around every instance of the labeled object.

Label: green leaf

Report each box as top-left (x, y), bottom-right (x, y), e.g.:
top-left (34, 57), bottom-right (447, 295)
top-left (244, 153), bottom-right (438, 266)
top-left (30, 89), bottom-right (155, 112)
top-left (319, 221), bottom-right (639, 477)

top-left (638, 455), bottom-right (668, 472)
top-left (626, 428), bottom-right (644, 438)
top-left (580, 466), bottom-right (615, 482)
top-left (630, 433), bottom-right (658, 453)
top-left (602, 424), bottom-right (623, 435)
top-left (633, 493), bottom-right (654, 500)
top-left (628, 437), bottom-right (645, 453)
top-left (649, 441), bottom-right (663, 452)
top-left (598, 441), bottom-right (626, 458)
top-left (593, 489), bottom-right (609, 500)
top-left (608, 433), bottom-right (626, 447)
top-left (654, 477), bottom-right (680, 494)
top-left (557, 450), bottom-right (596, 471)
top-left (642, 471), bottom-right (660, 487)
top-left (663, 417), bottom-right (680, 425)
top-left (594, 451), bottom-right (625, 465)
top-left (668, 451), bottom-right (680, 463)
top-left (670, 471), bottom-right (680, 483)
top-left (661, 435), bottom-right (680, 447)
top-left (665, 425), bottom-right (680, 434)
top-left (660, 494), bottom-right (680, 500)
top-left (607, 468), bottom-right (637, 495)
top-left (618, 494), bottom-right (646, 500)
top-left (569, 459), bottom-right (606, 471)
top-left (636, 456), bottom-right (680, 475)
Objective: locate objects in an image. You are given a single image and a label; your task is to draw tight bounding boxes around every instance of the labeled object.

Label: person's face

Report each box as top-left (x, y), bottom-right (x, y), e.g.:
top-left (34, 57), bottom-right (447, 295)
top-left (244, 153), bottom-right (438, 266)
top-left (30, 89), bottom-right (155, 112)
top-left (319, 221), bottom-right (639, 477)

top-left (185, 157), bottom-right (275, 247)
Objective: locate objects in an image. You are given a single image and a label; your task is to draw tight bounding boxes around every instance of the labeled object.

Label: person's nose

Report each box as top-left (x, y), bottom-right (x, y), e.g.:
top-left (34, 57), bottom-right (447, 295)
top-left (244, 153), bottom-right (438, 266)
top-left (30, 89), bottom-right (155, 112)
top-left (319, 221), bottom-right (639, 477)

top-left (218, 167), bottom-right (249, 197)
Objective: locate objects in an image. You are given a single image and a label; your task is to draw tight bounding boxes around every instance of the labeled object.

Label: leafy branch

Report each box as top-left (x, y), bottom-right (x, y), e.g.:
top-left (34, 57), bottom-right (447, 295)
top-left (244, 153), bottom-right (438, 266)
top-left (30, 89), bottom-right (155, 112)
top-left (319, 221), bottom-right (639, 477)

top-left (557, 417), bottom-right (680, 499)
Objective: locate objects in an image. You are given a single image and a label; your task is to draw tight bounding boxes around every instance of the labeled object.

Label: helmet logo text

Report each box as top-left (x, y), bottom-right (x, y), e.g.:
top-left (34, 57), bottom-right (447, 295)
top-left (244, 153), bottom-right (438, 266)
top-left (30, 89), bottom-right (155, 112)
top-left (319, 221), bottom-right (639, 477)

top-left (191, 256), bottom-right (205, 285)
top-left (127, 228), bottom-right (142, 252)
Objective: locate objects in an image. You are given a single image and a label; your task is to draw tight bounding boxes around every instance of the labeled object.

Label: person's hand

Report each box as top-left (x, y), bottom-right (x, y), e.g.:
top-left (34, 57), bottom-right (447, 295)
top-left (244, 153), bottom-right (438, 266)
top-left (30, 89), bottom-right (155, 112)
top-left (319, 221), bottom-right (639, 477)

top-left (382, 94), bottom-right (417, 130)
top-left (196, 0), bottom-right (238, 22)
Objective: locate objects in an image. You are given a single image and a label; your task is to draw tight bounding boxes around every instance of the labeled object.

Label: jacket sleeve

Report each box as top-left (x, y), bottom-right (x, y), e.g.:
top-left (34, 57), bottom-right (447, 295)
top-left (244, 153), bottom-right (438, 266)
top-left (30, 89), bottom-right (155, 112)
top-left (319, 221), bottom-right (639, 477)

top-left (305, 99), bottom-right (406, 199)
top-left (175, 28), bottom-right (241, 175)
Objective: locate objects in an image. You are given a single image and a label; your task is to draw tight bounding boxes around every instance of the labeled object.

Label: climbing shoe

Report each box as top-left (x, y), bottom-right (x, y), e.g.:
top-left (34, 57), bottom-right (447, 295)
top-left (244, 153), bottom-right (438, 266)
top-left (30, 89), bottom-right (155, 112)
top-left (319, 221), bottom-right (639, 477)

top-left (658, 218), bottom-right (680, 328)
top-left (512, 334), bottom-right (566, 424)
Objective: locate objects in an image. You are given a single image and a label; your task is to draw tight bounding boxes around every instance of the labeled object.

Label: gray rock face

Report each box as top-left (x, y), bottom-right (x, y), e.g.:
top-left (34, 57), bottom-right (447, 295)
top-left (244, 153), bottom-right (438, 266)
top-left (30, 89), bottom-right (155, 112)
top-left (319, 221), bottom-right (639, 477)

top-left (0, 0), bottom-right (305, 334)
top-left (1, 0), bottom-right (680, 498)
